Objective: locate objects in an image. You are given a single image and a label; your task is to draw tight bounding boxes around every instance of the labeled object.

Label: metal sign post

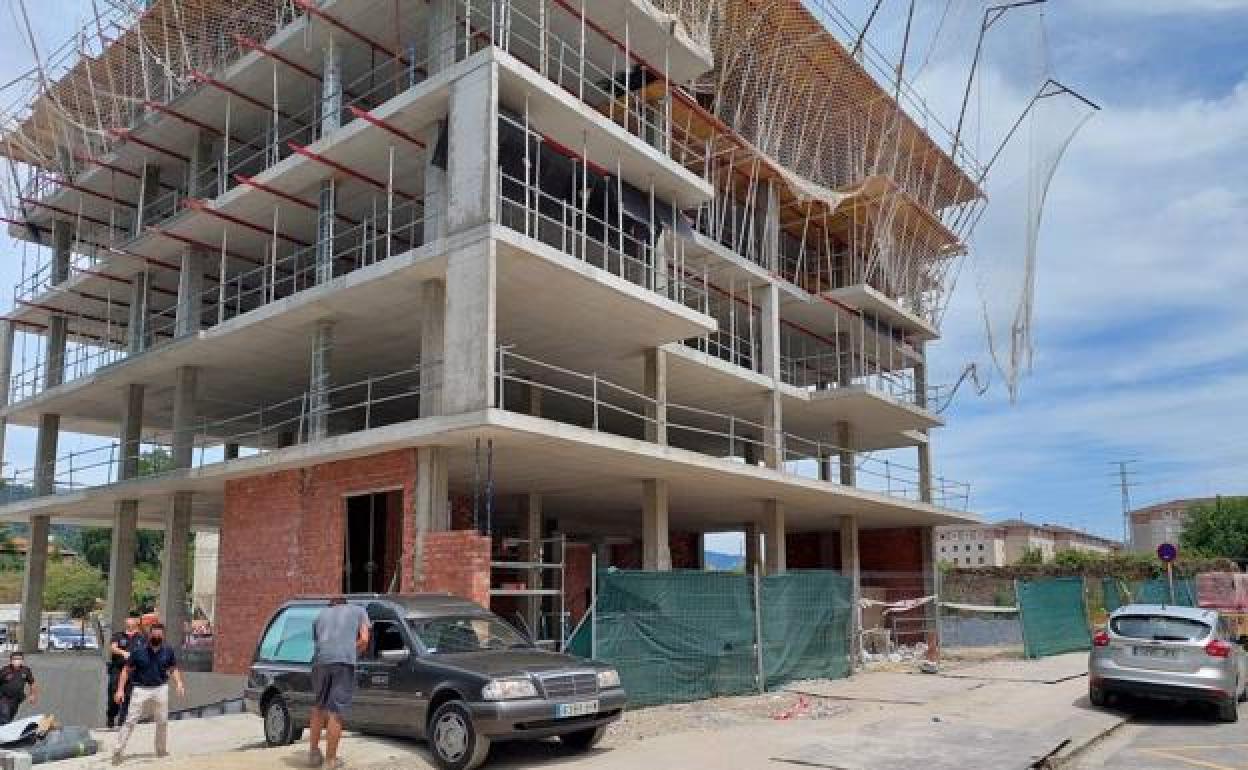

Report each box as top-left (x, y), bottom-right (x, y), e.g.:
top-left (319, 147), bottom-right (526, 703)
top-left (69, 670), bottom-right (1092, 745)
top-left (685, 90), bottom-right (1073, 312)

top-left (1157, 543), bottom-right (1178, 605)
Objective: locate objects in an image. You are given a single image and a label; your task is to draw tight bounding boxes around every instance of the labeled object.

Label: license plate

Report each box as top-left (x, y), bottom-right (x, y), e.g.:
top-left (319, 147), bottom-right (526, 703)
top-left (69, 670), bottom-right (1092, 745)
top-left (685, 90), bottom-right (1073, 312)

top-left (1133, 646), bottom-right (1177, 659)
top-left (555, 700), bottom-right (598, 718)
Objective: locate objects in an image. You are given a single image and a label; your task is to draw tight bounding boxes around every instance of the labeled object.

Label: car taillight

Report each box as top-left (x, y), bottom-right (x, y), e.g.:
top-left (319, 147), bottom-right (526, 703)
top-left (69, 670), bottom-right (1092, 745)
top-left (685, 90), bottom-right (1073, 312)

top-left (1205, 640), bottom-right (1232, 658)
top-left (1092, 631), bottom-right (1110, 647)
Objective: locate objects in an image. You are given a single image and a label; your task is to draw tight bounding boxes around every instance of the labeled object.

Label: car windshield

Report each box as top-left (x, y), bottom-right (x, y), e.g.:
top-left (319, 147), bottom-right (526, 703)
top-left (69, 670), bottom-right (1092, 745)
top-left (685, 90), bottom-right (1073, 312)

top-left (1111, 614), bottom-right (1211, 641)
top-left (407, 615), bottom-right (531, 654)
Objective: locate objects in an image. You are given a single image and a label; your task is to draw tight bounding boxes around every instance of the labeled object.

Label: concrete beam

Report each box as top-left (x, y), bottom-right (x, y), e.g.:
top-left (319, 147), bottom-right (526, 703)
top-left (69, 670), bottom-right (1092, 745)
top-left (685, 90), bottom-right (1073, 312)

top-left (419, 280), bottom-right (446, 418)
top-left (447, 62), bottom-right (498, 233)
top-left (19, 515), bottom-right (49, 653)
top-left (642, 479), bottom-right (671, 570)
top-left (107, 500), bottom-right (139, 637)
top-left (51, 220), bottom-right (73, 286)
top-left (175, 249), bottom-right (205, 337)
top-left (127, 271), bottom-right (150, 354)
top-left (643, 348), bottom-right (667, 444)
top-left (118, 384), bottom-right (144, 481)
top-left (44, 315), bottom-right (67, 390)
top-left (33, 413), bottom-right (59, 497)
top-left (159, 491), bottom-right (192, 648)
top-left (309, 320), bottom-right (334, 440)
top-left (442, 242), bottom-right (496, 414)
top-left (762, 500), bottom-right (785, 574)
top-left (171, 366), bottom-right (198, 469)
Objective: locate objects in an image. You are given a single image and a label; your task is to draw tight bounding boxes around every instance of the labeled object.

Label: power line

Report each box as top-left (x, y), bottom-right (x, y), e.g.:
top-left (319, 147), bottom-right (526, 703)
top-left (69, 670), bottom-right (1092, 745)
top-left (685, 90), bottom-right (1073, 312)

top-left (1110, 460), bottom-right (1141, 549)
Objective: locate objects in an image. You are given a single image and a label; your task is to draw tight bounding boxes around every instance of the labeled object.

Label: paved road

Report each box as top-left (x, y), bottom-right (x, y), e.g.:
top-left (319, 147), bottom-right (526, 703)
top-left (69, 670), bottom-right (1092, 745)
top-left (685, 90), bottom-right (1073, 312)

top-left (1070, 696), bottom-right (1247, 770)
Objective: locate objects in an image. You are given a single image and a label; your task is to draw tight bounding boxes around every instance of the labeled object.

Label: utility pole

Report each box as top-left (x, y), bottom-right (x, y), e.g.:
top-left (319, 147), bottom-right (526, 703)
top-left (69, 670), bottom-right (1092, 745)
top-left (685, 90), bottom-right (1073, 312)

top-left (1111, 460), bottom-right (1139, 550)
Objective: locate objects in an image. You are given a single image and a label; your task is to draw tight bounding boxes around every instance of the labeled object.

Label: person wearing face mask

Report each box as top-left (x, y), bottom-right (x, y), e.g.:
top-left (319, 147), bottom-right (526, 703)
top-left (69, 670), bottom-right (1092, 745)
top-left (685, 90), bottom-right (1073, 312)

top-left (0, 651), bottom-right (38, 725)
top-left (111, 623), bottom-right (185, 765)
top-left (106, 616), bottom-right (143, 729)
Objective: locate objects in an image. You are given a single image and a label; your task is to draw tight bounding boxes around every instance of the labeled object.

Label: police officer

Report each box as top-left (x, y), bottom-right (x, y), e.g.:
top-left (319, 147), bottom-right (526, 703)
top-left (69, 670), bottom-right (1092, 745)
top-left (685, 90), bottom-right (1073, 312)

top-left (0, 651), bottom-right (38, 725)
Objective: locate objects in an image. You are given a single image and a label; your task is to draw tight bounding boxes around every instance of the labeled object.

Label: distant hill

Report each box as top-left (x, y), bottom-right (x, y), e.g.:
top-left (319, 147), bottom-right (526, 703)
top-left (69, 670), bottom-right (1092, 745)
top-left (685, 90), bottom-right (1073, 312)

top-left (705, 550), bottom-right (744, 571)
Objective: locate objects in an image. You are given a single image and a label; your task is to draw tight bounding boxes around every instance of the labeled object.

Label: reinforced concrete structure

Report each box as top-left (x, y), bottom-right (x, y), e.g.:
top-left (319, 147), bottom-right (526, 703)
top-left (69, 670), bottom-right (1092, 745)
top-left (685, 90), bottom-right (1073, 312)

top-left (0, 0), bottom-right (985, 671)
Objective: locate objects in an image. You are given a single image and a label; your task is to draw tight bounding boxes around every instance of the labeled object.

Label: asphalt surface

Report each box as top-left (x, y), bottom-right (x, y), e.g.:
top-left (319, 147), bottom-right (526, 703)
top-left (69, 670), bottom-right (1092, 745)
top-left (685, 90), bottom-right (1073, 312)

top-left (1070, 695), bottom-right (1248, 769)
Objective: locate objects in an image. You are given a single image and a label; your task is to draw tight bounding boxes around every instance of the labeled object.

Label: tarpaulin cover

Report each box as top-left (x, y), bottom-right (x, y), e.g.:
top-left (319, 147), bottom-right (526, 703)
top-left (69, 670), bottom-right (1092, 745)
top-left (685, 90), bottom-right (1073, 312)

top-left (568, 570), bottom-right (851, 705)
top-left (1132, 578), bottom-right (1197, 607)
top-left (1017, 577), bottom-right (1090, 658)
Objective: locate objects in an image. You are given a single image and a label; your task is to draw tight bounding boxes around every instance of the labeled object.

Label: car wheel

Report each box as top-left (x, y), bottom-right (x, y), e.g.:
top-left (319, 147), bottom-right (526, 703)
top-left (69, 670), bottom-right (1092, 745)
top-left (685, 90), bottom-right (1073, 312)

top-left (559, 726), bottom-right (606, 753)
top-left (1088, 687), bottom-right (1108, 708)
top-left (1217, 696), bottom-right (1239, 723)
top-left (263, 693), bottom-right (299, 747)
top-left (1238, 678), bottom-right (1248, 704)
top-left (429, 700), bottom-right (490, 770)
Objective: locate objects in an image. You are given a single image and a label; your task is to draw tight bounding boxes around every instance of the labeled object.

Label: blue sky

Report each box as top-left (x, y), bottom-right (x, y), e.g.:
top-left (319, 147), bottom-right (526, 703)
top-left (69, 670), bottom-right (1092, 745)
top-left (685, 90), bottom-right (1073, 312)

top-left (1, 2), bottom-right (1247, 548)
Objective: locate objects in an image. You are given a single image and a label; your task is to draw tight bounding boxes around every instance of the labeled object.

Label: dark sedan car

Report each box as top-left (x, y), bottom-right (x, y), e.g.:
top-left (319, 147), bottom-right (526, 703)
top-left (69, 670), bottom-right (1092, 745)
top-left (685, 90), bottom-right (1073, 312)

top-left (244, 594), bottom-right (626, 769)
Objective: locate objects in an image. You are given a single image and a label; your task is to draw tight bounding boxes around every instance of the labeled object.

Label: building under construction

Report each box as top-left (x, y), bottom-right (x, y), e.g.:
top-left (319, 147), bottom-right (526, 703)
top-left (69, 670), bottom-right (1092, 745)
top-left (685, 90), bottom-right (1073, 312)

top-left (0, 0), bottom-right (1003, 673)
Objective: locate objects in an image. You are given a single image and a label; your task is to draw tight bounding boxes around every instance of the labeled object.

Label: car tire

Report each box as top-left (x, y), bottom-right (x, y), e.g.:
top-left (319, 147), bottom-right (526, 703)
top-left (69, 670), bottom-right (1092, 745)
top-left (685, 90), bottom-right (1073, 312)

top-left (1217, 696), bottom-right (1239, 723)
top-left (559, 726), bottom-right (606, 753)
top-left (429, 700), bottom-right (490, 770)
top-left (1238, 679), bottom-right (1248, 703)
top-left (262, 693), bottom-right (299, 747)
top-left (1088, 687), bottom-right (1108, 708)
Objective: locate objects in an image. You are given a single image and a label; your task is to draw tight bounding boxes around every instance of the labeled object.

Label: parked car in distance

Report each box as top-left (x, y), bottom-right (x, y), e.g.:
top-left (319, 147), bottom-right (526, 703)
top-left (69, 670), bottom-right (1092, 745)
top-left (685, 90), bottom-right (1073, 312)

top-left (41, 624), bottom-right (98, 651)
top-left (1089, 603), bottom-right (1248, 722)
top-left (245, 594), bottom-right (626, 770)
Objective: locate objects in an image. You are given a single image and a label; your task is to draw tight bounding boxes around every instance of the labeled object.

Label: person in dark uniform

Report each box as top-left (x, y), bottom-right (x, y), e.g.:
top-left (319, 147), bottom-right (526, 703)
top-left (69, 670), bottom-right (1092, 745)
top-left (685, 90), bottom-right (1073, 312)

top-left (106, 616), bottom-right (142, 728)
top-left (0, 651), bottom-right (38, 725)
top-left (112, 623), bottom-right (185, 764)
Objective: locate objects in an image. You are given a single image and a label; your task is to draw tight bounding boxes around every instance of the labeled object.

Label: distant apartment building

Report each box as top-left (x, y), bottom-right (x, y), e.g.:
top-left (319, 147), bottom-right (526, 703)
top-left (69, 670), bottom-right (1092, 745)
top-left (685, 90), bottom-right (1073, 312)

top-left (1129, 498), bottom-right (1214, 554)
top-left (936, 520), bottom-right (1120, 567)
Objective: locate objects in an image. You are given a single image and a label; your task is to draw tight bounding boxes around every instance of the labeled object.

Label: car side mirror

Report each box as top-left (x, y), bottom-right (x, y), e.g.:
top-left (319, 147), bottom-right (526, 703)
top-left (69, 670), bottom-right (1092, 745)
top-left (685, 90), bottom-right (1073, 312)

top-left (379, 648), bottom-right (410, 664)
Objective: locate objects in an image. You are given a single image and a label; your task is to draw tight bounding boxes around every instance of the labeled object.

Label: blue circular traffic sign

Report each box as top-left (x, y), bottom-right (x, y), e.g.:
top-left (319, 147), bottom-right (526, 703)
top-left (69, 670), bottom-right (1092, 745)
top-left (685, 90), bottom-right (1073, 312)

top-left (1157, 543), bottom-right (1178, 563)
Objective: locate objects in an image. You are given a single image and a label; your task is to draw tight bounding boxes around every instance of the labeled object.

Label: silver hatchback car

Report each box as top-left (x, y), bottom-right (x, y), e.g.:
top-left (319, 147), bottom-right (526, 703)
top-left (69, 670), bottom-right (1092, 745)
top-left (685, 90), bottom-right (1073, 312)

top-left (1089, 604), bottom-right (1248, 722)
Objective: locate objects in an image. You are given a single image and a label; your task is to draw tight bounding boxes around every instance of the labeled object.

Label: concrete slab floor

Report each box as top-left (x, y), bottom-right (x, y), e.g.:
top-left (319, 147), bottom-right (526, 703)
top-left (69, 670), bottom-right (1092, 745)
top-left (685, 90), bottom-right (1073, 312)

top-left (938, 651), bottom-right (1089, 684)
top-left (785, 672), bottom-right (987, 705)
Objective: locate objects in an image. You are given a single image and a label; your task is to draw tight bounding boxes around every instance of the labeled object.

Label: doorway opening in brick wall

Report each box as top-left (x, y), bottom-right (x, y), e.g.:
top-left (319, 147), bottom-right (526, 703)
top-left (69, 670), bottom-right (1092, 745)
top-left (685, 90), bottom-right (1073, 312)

top-left (343, 490), bottom-right (401, 593)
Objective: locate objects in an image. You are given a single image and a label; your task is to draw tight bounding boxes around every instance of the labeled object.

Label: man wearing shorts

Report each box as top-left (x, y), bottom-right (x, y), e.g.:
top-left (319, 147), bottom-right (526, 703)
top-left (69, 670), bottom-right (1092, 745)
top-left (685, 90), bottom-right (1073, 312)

top-left (308, 597), bottom-right (370, 769)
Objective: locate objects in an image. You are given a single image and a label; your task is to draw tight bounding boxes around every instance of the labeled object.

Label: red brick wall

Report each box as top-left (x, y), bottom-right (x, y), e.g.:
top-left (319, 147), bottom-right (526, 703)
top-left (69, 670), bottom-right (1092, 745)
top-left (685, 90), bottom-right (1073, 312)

top-left (860, 527), bottom-right (925, 573)
top-left (670, 531), bottom-right (701, 569)
top-left (214, 449), bottom-right (419, 674)
top-left (417, 531), bottom-right (491, 607)
top-left (610, 542), bottom-right (642, 569)
top-left (786, 533), bottom-right (836, 569)
top-left (564, 542), bottom-right (592, 626)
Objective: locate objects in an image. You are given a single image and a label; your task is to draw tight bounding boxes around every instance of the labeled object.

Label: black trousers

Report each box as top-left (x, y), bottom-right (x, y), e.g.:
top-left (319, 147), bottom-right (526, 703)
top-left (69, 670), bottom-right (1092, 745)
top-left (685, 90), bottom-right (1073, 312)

top-left (0, 696), bottom-right (20, 726)
top-left (106, 669), bottom-right (133, 727)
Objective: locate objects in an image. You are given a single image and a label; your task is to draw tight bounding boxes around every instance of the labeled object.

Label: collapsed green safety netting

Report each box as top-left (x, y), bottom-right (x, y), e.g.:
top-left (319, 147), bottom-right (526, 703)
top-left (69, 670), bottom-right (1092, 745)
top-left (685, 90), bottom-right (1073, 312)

top-left (1102, 577), bottom-right (1197, 612)
top-left (1017, 577), bottom-right (1090, 658)
top-left (565, 569), bottom-right (852, 705)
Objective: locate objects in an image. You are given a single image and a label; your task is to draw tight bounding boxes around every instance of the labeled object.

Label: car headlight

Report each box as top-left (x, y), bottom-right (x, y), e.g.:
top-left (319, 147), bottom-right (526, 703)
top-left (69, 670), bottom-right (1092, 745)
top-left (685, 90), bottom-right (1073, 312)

top-left (481, 677), bottom-right (539, 700)
top-left (596, 669), bottom-right (621, 689)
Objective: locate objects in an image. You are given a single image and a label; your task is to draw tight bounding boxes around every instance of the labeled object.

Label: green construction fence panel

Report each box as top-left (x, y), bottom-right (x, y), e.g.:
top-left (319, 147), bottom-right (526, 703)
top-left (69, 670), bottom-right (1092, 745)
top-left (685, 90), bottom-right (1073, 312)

top-left (1017, 577), bottom-right (1090, 658)
top-left (759, 571), bottom-right (853, 688)
top-left (1132, 578), bottom-right (1196, 607)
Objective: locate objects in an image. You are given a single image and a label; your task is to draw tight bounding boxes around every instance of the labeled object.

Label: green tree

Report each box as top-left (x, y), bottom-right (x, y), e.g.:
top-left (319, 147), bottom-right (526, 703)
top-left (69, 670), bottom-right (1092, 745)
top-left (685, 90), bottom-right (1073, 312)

top-left (1181, 497), bottom-right (1248, 559)
top-left (72, 528), bottom-right (164, 572)
top-left (1016, 546), bottom-right (1045, 566)
top-left (44, 560), bottom-right (106, 618)
top-left (131, 563), bottom-right (161, 614)
top-left (137, 448), bottom-right (175, 477)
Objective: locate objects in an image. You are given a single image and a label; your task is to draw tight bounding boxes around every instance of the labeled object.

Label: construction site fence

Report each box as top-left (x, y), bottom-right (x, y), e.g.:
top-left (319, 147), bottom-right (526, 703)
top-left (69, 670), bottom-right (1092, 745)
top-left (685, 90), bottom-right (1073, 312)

top-left (567, 569), bottom-right (851, 706)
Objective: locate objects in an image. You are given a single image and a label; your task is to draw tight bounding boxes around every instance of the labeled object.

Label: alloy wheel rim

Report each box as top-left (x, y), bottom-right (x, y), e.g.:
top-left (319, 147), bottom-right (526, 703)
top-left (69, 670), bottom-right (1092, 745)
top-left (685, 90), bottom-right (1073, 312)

top-left (434, 713), bottom-right (469, 761)
top-left (266, 702), bottom-right (286, 741)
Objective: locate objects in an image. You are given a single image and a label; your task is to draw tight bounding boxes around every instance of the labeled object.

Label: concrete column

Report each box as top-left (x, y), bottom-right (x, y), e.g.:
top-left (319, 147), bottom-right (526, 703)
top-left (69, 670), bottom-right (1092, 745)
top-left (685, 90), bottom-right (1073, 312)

top-left (419, 280), bottom-right (446, 418)
top-left (522, 493), bottom-right (543, 638)
top-left (752, 283), bottom-right (780, 379)
top-left (641, 479), bottom-right (671, 571)
top-left (643, 348), bottom-right (667, 444)
top-left (837, 420), bottom-right (856, 486)
top-left (187, 130), bottom-right (216, 199)
top-left (224, 443), bottom-right (240, 460)
top-left (442, 243), bottom-right (496, 414)
top-left (762, 391), bottom-right (784, 469)
top-left (743, 522), bottom-right (760, 575)
top-left (127, 271), bottom-right (150, 354)
top-left (19, 515), bottom-right (50, 653)
top-left (51, 220), bottom-right (73, 285)
top-left (316, 179), bottom-right (337, 285)
top-left (106, 501), bottom-right (139, 639)
top-left (762, 500), bottom-right (785, 574)
top-left (309, 321), bottom-right (334, 440)
top-left (44, 315), bottom-right (67, 389)
top-left (0, 319), bottom-right (13, 471)
top-left (425, 0), bottom-right (457, 75)
top-left (33, 413), bottom-right (59, 496)
top-left (171, 366), bottom-right (198, 470)
top-left (134, 163), bottom-right (161, 237)
top-left (839, 515), bottom-right (861, 668)
top-left (118, 384), bottom-right (144, 480)
top-left (915, 342), bottom-right (933, 504)
top-left (160, 491), bottom-right (192, 649)
top-left (447, 62), bottom-right (499, 233)
top-left (412, 445), bottom-right (449, 585)
top-left (175, 249), bottom-right (205, 337)
top-left (320, 37), bottom-right (343, 136)
top-left (920, 525), bottom-right (939, 656)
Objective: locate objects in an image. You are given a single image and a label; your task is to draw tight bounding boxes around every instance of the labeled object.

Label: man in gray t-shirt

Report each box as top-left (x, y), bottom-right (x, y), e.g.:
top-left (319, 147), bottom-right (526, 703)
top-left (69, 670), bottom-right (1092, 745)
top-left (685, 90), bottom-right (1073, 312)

top-left (308, 599), bottom-right (370, 768)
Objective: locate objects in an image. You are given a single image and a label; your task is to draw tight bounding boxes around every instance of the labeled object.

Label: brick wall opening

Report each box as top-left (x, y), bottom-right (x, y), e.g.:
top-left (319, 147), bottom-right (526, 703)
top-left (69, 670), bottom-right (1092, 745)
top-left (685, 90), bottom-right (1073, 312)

top-left (343, 490), bottom-right (400, 593)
